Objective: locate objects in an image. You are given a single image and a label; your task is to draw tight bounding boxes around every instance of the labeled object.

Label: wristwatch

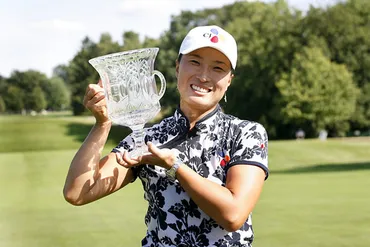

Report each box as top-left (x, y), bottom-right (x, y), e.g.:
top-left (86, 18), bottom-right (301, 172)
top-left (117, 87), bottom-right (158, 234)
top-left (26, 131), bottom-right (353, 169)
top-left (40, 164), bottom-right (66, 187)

top-left (165, 159), bottom-right (182, 182)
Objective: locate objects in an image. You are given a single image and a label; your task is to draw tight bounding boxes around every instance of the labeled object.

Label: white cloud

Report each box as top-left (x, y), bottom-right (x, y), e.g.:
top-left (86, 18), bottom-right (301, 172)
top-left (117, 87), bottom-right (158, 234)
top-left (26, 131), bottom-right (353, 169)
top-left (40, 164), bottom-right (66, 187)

top-left (30, 19), bottom-right (86, 31)
top-left (119, 0), bottom-right (180, 13)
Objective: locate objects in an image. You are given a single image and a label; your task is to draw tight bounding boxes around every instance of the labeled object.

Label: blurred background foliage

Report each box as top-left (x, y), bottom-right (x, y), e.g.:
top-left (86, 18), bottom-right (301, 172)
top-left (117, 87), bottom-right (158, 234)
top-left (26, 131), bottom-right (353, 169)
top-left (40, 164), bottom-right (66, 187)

top-left (0, 0), bottom-right (369, 139)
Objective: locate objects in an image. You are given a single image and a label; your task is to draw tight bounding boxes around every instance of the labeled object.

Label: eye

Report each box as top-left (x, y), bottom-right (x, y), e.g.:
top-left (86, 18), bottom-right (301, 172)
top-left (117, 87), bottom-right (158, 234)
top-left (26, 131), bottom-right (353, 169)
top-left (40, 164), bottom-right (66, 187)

top-left (214, 66), bottom-right (225, 72)
top-left (190, 60), bottom-right (200, 65)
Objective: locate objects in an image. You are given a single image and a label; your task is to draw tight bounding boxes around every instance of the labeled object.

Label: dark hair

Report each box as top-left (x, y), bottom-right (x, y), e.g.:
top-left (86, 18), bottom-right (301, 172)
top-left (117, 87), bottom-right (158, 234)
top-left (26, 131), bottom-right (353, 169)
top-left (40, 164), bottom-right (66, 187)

top-left (177, 53), bottom-right (183, 63)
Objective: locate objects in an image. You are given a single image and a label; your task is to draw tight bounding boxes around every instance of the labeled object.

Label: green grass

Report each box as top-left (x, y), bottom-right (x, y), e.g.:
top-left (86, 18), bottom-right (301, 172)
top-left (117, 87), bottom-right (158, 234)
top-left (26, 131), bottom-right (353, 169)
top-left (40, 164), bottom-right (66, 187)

top-left (0, 114), bottom-right (131, 152)
top-left (0, 150), bottom-right (147, 247)
top-left (0, 114), bottom-right (369, 247)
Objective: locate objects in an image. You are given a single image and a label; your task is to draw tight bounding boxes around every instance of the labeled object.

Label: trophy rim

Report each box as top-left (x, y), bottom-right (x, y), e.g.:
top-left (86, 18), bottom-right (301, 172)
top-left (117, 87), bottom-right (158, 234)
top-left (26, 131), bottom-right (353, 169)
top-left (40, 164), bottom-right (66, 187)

top-left (88, 47), bottom-right (159, 65)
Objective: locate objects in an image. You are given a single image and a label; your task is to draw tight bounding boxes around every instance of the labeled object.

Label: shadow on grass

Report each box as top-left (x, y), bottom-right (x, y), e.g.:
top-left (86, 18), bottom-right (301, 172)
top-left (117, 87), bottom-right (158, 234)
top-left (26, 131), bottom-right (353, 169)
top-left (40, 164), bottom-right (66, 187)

top-left (273, 161), bottom-right (370, 174)
top-left (66, 122), bottom-right (131, 144)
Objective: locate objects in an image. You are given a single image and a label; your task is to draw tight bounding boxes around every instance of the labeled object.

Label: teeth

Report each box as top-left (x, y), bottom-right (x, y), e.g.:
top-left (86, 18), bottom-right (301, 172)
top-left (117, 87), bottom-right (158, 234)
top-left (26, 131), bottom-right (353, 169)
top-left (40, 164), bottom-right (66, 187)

top-left (191, 85), bottom-right (209, 93)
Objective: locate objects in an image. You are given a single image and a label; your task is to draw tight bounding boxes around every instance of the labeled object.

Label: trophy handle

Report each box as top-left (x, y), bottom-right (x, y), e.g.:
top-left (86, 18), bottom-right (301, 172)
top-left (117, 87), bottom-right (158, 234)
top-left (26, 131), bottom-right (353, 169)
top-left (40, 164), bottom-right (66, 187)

top-left (153, 70), bottom-right (166, 99)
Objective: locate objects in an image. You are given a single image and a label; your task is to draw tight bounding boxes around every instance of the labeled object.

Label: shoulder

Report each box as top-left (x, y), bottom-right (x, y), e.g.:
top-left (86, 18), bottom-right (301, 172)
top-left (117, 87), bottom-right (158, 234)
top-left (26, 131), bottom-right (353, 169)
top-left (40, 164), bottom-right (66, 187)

top-left (146, 114), bottom-right (177, 133)
top-left (221, 112), bottom-right (268, 138)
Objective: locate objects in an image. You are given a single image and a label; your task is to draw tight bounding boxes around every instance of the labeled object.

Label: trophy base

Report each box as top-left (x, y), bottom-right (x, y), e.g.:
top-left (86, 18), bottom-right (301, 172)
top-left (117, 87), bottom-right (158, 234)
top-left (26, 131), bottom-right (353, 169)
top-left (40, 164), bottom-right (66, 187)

top-left (129, 145), bottom-right (150, 158)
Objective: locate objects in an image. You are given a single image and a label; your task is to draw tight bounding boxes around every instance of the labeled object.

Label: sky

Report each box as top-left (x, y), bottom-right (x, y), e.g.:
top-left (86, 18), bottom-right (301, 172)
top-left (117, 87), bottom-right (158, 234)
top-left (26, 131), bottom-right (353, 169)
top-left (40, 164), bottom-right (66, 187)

top-left (0, 0), bottom-right (340, 78)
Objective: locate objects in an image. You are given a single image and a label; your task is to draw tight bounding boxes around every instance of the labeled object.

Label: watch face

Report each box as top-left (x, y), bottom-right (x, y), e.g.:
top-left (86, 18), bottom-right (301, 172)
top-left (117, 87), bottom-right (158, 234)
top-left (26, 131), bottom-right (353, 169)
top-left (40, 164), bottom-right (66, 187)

top-left (166, 169), bottom-right (175, 178)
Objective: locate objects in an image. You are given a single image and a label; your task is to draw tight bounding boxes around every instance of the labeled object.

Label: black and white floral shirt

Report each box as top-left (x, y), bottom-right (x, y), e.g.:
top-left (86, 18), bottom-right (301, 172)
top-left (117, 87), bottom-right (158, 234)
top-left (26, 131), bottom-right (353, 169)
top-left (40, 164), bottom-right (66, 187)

top-left (113, 105), bottom-right (269, 247)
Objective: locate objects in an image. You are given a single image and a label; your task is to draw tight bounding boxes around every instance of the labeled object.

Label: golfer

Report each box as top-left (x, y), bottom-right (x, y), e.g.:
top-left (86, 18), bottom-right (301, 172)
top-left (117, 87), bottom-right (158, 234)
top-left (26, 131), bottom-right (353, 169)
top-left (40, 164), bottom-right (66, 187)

top-left (64, 25), bottom-right (269, 247)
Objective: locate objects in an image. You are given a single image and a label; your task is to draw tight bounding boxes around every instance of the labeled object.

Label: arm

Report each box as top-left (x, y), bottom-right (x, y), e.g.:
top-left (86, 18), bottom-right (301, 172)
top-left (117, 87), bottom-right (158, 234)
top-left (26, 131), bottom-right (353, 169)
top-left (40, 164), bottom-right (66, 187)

top-left (170, 123), bottom-right (268, 231)
top-left (63, 123), bottom-right (134, 205)
top-left (177, 123), bottom-right (269, 231)
top-left (63, 82), bottom-right (133, 206)
top-left (176, 163), bottom-right (265, 232)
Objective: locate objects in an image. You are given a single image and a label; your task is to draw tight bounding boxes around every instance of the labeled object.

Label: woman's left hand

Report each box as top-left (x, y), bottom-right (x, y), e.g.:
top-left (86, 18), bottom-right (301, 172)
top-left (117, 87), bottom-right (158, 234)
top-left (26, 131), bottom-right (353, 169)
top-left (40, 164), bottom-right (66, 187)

top-left (115, 142), bottom-right (178, 170)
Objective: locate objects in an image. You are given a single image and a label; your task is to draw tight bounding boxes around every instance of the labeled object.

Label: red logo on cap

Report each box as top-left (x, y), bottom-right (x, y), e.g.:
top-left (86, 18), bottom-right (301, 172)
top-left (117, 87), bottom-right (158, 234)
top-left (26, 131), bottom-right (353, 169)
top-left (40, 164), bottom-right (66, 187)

top-left (203, 28), bottom-right (219, 43)
top-left (210, 36), bottom-right (218, 43)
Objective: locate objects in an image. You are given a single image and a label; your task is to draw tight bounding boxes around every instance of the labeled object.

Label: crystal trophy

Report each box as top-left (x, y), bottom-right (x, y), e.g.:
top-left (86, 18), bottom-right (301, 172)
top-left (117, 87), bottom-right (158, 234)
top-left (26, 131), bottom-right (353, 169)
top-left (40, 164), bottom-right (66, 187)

top-left (89, 48), bottom-right (166, 157)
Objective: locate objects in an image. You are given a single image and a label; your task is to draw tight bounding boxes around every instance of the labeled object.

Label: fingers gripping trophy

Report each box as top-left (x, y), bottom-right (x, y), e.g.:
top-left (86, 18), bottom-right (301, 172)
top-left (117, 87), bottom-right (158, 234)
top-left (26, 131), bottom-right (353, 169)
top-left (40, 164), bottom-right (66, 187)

top-left (89, 48), bottom-right (166, 157)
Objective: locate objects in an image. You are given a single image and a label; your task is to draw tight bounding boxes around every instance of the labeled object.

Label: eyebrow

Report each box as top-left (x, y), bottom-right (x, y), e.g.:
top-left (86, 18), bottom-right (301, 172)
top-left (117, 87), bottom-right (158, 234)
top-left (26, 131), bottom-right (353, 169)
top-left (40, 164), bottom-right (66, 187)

top-left (188, 54), bottom-right (227, 66)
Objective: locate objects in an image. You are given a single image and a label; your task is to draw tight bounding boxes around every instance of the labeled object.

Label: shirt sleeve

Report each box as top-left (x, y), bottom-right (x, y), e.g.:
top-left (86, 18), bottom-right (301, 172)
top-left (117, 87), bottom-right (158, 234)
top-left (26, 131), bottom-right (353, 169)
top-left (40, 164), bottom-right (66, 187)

top-left (227, 121), bottom-right (269, 180)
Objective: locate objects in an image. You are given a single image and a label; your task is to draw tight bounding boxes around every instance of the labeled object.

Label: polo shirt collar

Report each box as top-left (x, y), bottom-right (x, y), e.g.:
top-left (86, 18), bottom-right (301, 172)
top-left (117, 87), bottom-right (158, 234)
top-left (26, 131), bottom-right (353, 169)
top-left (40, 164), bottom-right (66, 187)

top-left (174, 104), bottom-right (222, 134)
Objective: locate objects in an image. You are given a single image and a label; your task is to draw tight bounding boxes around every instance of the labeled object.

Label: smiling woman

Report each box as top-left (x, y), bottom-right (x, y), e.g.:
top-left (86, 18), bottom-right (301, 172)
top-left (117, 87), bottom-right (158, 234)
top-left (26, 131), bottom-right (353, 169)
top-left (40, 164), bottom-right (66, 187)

top-left (63, 25), bottom-right (269, 247)
top-left (176, 47), bottom-right (233, 119)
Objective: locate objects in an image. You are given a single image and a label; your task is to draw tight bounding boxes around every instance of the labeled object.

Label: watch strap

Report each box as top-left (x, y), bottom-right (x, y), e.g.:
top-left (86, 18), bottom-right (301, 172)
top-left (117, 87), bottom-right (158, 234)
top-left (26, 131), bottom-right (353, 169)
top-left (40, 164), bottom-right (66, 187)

top-left (166, 159), bottom-right (182, 181)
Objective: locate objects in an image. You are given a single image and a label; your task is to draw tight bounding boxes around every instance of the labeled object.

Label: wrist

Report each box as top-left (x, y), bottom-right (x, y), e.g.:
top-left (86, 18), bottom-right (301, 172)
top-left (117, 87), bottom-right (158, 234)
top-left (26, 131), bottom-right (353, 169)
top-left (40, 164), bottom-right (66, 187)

top-left (95, 120), bottom-right (112, 128)
top-left (164, 154), bottom-right (177, 170)
top-left (165, 156), bottom-right (183, 182)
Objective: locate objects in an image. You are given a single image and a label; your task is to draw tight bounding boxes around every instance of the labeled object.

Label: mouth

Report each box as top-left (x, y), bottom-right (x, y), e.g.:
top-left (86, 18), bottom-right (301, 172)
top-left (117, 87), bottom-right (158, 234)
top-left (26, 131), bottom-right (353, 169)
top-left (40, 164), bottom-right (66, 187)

top-left (191, 84), bottom-right (212, 93)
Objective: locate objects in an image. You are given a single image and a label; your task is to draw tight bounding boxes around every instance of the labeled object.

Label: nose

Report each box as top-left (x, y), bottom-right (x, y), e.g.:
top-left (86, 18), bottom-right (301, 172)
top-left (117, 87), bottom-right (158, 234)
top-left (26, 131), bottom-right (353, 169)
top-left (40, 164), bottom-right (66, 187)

top-left (196, 67), bottom-right (210, 83)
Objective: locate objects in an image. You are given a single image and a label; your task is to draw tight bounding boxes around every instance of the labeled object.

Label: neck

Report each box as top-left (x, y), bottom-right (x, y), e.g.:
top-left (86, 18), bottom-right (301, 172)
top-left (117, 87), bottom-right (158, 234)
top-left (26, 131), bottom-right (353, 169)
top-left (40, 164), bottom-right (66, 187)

top-left (179, 103), bottom-right (218, 129)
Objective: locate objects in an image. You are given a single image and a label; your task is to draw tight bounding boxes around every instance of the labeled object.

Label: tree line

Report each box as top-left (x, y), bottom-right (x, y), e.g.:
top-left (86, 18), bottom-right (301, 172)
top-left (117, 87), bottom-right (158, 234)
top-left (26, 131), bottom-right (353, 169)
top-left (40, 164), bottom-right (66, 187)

top-left (0, 0), bottom-right (369, 139)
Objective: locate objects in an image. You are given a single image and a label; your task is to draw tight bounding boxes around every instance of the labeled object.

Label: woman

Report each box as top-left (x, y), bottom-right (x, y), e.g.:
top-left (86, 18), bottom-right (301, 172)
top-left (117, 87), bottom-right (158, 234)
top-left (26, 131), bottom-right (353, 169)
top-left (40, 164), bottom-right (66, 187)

top-left (63, 25), bottom-right (269, 247)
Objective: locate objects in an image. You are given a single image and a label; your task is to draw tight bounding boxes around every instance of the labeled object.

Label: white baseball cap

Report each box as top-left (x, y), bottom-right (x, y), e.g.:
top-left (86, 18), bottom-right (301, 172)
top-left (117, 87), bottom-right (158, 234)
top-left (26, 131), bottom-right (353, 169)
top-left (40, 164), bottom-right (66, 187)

top-left (179, 25), bottom-right (238, 69)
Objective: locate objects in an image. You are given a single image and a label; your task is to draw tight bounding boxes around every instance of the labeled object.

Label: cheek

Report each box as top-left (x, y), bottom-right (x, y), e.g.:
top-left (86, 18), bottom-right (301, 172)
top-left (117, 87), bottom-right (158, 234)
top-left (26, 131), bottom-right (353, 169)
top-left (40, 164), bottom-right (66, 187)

top-left (216, 79), bottom-right (230, 92)
top-left (176, 73), bottom-right (188, 93)
top-left (217, 75), bottom-right (232, 90)
top-left (177, 67), bottom-right (191, 87)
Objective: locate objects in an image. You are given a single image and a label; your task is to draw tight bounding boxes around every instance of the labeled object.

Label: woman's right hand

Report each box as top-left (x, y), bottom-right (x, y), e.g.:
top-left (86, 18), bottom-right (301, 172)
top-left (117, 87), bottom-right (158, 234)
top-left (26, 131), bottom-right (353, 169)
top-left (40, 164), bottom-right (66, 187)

top-left (83, 80), bottom-right (111, 126)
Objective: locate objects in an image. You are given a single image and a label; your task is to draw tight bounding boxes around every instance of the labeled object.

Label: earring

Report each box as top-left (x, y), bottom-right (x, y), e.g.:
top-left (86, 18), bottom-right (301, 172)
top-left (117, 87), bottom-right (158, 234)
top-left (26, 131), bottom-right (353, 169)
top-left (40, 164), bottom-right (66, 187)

top-left (224, 94), bottom-right (227, 103)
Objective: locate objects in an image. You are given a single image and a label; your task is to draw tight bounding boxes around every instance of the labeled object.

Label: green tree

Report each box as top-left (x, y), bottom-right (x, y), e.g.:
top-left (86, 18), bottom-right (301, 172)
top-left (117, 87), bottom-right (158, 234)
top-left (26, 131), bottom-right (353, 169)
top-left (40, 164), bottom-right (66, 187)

top-left (98, 33), bottom-right (121, 55)
top-left (0, 75), bottom-right (6, 91)
top-left (3, 86), bottom-right (24, 112)
top-left (52, 64), bottom-right (70, 85)
top-left (276, 47), bottom-right (359, 137)
top-left (48, 77), bottom-right (71, 110)
top-left (142, 36), bottom-right (159, 48)
top-left (0, 76), bottom-right (6, 113)
top-left (302, 0), bottom-right (370, 130)
top-left (7, 70), bottom-right (49, 111)
top-left (60, 0), bottom-right (369, 138)
top-left (122, 31), bottom-right (141, 51)
top-left (223, 0), bottom-right (302, 138)
top-left (68, 37), bottom-right (100, 115)
top-left (0, 96), bottom-right (5, 113)
top-left (351, 83), bottom-right (370, 129)
top-left (29, 86), bottom-right (47, 112)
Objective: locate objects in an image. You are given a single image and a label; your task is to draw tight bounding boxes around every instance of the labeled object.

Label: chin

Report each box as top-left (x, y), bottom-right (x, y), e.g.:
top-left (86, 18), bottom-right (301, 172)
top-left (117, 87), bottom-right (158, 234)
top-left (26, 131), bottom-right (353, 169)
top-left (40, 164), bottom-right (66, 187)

top-left (191, 101), bottom-right (217, 111)
top-left (188, 96), bottom-right (206, 105)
